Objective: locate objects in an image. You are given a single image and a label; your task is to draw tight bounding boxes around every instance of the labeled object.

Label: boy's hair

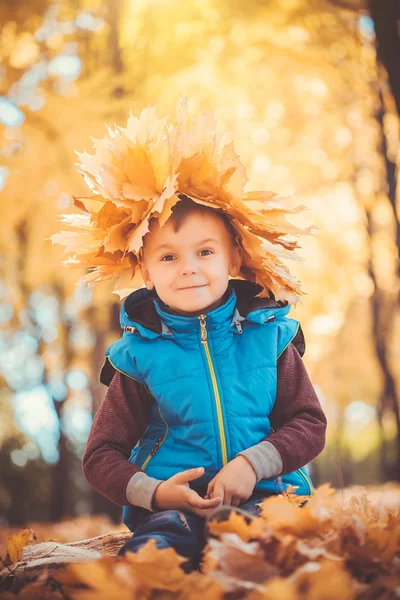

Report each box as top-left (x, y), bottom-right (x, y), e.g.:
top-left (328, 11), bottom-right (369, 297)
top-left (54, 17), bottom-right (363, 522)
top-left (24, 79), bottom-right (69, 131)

top-left (150, 193), bottom-right (238, 247)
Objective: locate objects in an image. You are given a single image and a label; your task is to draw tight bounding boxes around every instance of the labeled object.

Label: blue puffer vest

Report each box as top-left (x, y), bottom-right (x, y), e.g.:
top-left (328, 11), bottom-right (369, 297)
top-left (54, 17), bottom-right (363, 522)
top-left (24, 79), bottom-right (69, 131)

top-left (100, 279), bottom-right (314, 528)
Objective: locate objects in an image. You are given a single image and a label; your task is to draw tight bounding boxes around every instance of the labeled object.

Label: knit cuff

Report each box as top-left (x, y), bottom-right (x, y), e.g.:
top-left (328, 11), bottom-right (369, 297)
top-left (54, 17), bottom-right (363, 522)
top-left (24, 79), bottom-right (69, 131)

top-left (237, 441), bottom-right (283, 482)
top-left (125, 471), bottom-right (164, 512)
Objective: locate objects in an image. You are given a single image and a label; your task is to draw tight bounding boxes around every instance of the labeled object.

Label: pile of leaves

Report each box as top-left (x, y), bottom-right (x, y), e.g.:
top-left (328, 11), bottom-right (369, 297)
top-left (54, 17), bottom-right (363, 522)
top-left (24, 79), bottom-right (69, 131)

top-left (1, 484), bottom-right (399, 599)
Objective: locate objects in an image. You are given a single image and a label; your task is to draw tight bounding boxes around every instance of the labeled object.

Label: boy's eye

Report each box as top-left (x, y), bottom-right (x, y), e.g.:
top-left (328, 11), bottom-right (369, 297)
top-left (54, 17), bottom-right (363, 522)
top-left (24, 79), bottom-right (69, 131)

top-left (160, 249), bottom-right (213, 261)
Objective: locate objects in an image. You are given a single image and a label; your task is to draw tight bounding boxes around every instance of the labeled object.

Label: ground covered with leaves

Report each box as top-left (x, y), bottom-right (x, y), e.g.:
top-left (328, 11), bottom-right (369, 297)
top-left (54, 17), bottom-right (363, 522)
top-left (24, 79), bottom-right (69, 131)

top-left (0, 484), bottom-right (399, 599)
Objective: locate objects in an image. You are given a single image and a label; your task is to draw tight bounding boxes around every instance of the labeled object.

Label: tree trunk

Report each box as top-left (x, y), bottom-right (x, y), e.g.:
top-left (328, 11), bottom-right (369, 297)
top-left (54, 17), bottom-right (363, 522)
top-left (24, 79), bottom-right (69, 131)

top-left (369, 0), bottom-right (400, 114)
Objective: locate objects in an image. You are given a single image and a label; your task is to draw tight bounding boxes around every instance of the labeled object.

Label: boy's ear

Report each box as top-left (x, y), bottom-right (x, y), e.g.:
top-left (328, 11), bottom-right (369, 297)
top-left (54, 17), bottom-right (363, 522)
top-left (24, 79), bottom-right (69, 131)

top-left (138, 254), bottom-right (155, 290)
top-left (229, 245), bottom-right (242, 278)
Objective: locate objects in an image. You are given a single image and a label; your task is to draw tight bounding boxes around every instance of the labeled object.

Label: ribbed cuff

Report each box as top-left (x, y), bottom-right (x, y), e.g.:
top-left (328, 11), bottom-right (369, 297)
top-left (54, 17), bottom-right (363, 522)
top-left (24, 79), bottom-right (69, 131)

top-left (237, 441), bottom-right (283, 482)
top-left (125, 471), bottom-right (164, 512)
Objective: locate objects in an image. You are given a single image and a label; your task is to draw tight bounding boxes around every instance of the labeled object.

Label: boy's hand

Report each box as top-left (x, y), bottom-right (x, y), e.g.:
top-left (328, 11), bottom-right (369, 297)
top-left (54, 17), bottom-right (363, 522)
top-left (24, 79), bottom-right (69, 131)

top-left (152, 466), bottom-right (223, 517)
top-left (205, 456), bottom-right (257, 506)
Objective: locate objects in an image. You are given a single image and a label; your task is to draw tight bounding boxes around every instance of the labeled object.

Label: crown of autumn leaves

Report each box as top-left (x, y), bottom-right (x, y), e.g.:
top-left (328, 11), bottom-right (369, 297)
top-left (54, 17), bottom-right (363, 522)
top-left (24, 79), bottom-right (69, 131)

top-left (51, 97), bottom-right (314, 305)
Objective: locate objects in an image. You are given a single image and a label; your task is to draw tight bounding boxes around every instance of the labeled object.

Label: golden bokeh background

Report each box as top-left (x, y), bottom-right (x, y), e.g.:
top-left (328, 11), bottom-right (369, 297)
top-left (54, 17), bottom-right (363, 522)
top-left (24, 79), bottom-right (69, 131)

top-left (1, 0), bottom-right (399, 529)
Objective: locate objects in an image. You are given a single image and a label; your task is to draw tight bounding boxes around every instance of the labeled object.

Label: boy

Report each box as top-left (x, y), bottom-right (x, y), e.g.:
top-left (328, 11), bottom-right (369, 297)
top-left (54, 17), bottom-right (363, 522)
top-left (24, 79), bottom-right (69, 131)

top-left (82, 195), bottom-right (327, 572)
top-left (52, 99), bottom-right (327, 573)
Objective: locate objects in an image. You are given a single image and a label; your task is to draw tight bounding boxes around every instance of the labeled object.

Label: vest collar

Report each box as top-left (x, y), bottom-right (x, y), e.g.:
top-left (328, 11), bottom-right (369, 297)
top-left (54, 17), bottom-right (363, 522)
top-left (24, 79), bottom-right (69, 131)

top-left (120, 279), bottom-right (293, 340)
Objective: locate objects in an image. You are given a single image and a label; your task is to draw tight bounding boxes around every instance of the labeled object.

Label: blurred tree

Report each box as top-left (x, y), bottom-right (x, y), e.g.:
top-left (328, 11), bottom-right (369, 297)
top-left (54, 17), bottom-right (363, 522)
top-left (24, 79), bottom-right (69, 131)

top-left (369, 1), bottom-right (400, 114)
top-left (327, 0), bottom-right (400, 477)
top-left (1, 0), bottom-right (400, 524)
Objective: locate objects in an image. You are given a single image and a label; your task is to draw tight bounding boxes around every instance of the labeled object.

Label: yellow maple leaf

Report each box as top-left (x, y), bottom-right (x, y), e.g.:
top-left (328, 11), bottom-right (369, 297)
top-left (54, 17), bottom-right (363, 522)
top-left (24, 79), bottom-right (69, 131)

top-left (57, 557), bottom-right (138, 600)
top-left (207, 511), bottom-right (268, 543)
top-left (6, 529), bottom-right (37, 564)
top-left (179, 571), bottom-right (225, 600)
top-left (258, 492), bottom-right (328, 538)
top-left (289, 558), bottom-right (355, 600)
top-left (246, 577), bottom-right (299, 600)
top-left (124, 538), bottom-right (187, 591)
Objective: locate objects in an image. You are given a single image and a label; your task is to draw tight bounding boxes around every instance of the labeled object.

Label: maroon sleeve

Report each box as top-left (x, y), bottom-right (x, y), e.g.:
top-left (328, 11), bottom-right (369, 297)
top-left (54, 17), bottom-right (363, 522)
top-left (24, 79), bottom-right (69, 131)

top-left (265, 342), bottom-right (327, 474)
top-left (82, 372), bottom-right (151, 506)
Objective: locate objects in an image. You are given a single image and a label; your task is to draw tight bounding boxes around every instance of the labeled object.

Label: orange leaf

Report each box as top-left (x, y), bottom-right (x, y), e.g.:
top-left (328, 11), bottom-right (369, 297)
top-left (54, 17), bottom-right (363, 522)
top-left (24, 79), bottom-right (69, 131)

top-left (179, 571), bottom-right (225, 600)
top-left (7, 529), bottom-right (37, 563)
top-left (125, 537), bottom-right (187, 591)
top-left (207, 511), bottom-right (268, 543)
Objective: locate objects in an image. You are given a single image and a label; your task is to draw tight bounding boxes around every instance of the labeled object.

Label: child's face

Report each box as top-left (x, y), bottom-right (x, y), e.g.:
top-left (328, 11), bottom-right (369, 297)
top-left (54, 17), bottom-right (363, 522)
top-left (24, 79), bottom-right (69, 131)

top-left (139, 211), bottom-right (242, 317)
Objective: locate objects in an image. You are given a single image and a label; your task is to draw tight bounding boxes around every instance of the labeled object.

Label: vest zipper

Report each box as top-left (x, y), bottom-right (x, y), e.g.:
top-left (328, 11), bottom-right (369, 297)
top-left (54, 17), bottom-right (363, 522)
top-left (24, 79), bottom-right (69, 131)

top-left (198, 314), bottom-right (228, 466)
top-left (271, 426), bottom-right (314, 495)
top-left (140, 404), bottom-right (169, 470)
top-left (296, 467), bottom-right (314, 495)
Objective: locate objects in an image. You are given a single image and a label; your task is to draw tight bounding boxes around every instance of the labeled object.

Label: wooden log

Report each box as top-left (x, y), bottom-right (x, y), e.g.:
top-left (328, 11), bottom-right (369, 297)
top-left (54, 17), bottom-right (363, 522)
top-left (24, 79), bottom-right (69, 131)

top-left (0, 531), bottom-right (132, 587)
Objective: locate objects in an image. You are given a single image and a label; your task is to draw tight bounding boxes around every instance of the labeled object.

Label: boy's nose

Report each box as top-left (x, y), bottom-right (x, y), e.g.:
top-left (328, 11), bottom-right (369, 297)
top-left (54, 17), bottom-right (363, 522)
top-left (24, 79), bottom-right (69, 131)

top-left (181, 267), bottom-right (196, 275)
top-left (180, 262), bottom-right (198, 275)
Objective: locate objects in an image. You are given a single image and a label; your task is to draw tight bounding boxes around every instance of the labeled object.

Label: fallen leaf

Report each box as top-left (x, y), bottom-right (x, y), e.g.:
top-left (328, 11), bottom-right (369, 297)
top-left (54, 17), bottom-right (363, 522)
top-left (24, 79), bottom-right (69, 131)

top-left (207, 511), bottom-right (268, 543)
top-left (124, 538), bottom-right (187, 591)
top-left (7, 529), bottom-right (37, 564)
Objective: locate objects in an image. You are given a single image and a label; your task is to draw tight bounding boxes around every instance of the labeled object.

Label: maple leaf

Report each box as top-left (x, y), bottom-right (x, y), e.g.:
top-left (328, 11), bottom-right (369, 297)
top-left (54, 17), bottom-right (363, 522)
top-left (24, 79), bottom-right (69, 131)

top-left (124, 538), bottom-right (187, 591)
top-left (257, 484), bottom-right (336, 539)
top-left (258, 496), bottom-right (320, 538)
top-left (178, 571), bottom-right (225, 600)
top-left (57, 557), bottom-right (139, 600)
top-left (55, 539), bottom-right (187, 600)
top-left (288, 558), bottom-right (356, 600)
top-left (207, 510), bottom-right (268, 543)
top-left (6, 529), bottom-right (37, 564)
top-left (206, 532), bottom-right (280, 585)
top-left (245, 577), bottom-right (299, 600)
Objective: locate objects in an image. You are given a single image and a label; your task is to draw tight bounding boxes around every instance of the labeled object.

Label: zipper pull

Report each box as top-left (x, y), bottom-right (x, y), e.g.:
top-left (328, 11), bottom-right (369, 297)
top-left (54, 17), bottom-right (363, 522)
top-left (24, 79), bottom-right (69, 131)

top-left (234, 319), bottom-right (242, 334)
top-left (124, 326), bottom-right (136, 334)
top-left (150, 434), bottom-right (165, 456)
top-left (198, 314), bottom-right (208, 343)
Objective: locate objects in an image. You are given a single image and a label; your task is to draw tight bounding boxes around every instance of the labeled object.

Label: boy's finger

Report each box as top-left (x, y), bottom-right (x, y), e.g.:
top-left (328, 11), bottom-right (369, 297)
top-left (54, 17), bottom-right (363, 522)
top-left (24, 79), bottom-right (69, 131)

top-left (189, 495), bottom-right (222, 508)
top-left (214, 482), bottom-right (225, 504)
top-left (206, 479), bottom-right (215, 496)
top-left (224, 493), bottom-right (232, 506)
top-left (171, 467), bottom-right (204, 484)
top-left (187, 489), bottom-right (222, 508)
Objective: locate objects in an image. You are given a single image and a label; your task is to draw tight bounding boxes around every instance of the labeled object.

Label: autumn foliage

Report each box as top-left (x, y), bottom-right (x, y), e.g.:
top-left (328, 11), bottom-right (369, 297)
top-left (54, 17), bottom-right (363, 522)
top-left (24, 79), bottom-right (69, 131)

top-left (1, 484), bottom-right (400, 599)
top-left (50, 97), bottom-right (314, 305)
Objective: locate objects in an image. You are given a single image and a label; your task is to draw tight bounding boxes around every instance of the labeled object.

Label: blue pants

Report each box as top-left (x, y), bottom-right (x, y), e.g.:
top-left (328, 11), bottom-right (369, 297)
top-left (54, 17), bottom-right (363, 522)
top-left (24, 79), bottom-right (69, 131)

top-left (119, 489), bottom-right (306, 572)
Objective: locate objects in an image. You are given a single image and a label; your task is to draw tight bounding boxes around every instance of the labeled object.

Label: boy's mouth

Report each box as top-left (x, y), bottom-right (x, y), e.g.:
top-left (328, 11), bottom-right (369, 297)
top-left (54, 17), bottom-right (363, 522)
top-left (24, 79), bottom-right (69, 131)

top-left (178, 284), bottom-right (207, 290)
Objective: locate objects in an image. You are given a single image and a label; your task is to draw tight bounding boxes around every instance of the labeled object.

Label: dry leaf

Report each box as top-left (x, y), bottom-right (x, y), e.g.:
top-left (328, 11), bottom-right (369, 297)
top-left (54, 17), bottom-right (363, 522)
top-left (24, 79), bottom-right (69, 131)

top-left (288, 558), bottom-right (356, 600)
top-left (246, 577), bottom-right (299, 600)
top-left (178, 571), bottom-right (225, 600)
top-left (124, 538), bottom-right (187, 591)
top-left (207, 511), bottom-right (268, 543)
top-left (203, 532), bottom-right (281, 596)
top-left (57, 556), bottom-right (139, 600)
top-left (6, 529), bottom-right (37, 564)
